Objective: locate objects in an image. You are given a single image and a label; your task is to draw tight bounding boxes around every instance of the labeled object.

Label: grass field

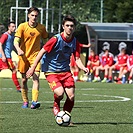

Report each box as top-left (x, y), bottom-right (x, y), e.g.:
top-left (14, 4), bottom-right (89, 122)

top-left (0, 78), bottom-right (133, 133)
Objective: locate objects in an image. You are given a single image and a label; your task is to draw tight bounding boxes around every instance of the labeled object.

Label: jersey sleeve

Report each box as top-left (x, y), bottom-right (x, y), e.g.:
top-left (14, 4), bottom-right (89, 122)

top-left (43, 36), bottom-right (57, 53)
top-left (0, 34), bottom-right (8, 44)
top-left (79, 43), bottom-right (83, 47)
top-left (73, 40), bottom-right (81, 58)
top-left (15, 23), bottom-right (24, 38)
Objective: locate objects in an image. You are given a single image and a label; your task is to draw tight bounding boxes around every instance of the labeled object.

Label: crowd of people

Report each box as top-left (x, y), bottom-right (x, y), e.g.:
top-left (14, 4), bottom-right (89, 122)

top-left (85, 41), bottom-right (133, 84)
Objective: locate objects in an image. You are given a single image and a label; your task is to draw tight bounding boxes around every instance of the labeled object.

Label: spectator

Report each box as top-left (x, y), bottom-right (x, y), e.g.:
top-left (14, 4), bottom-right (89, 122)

top-left (87, 48), bottom-right (100, 79)
top-left (92, 45), bottom-right (113, 83)
top-left (107, 42), bottom-right (128, 83)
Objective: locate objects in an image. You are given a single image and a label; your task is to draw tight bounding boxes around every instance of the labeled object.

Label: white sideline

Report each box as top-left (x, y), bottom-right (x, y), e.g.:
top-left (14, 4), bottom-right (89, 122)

top-left (0, 94), bottom-right (130, 104)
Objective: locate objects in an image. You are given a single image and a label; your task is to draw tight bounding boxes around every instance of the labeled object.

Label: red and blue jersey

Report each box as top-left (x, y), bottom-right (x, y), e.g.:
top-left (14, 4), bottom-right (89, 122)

top-left (41, 32), bottom-right (80, 72)
top-left (0, 32), bottom-right (14, 58)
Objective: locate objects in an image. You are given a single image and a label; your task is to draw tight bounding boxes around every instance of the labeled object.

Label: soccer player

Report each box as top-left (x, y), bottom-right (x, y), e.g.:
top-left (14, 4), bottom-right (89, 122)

top-left (87, 48), bottom-right (100, 76)
top-left (14, 7), bottom-right (48, 109)
top-left (107, 42), bottom-right (128, 83)
top-left (127, 50), bottom-right (133, 84)
top-left (0, 21), bottom-right (21, 92)
top-left (26, 15), bottom-right (89, 116)
top-left (92, 44), bottom-right (113, 82)
top-left (70, 43), bottom-right (91, 82)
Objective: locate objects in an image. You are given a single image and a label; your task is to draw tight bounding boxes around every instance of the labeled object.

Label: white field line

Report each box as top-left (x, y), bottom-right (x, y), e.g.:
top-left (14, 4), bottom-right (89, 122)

top-left (0, 94), bottom-right (131, 104)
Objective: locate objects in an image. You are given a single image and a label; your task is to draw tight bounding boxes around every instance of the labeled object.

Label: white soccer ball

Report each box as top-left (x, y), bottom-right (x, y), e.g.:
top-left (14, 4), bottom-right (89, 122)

top-left (55, 111), bottom-right (71, 126)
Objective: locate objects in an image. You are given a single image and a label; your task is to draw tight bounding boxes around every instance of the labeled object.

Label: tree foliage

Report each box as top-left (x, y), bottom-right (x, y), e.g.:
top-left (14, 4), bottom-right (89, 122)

top-left (0, 0), bottom-right (133, 33)
top-left (104, 0), bottom-right (133, 22)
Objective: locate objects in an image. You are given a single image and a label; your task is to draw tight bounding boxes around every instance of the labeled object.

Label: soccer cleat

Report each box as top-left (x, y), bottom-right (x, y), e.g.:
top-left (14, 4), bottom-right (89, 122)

top-left (22, 102), bottom-right (29, 108)
top-left (30, 101), bottom-right (40, 109)
top-left (17, 89), bottom-right (21, 93)
top-left (107, 79), bottom-right (112, 83)
top-left (101, 78), bottom-right (107, 83)
top-left (116, 81), bottom-right (122, 84)
top-left (92, 79), bottom-right (100, 82)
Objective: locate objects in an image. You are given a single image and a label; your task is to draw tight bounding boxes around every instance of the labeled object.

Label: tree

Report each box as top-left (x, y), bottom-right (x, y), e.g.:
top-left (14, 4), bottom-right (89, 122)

top-left (104, 0), bottom-right (133, 22)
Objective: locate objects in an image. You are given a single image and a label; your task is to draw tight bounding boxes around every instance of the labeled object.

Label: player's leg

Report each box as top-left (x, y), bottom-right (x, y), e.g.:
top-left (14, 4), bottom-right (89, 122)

top-left (53, 87), bottom-right (64, 116)
top-left (92, 66), bottom-right (101, 82)
top-left (128, 68), bottom-right (133, 83)
top-left (6, 58), bottom-right (21, 92)
top-left (46, 74), bottom-right (64, 116)
top-left (62, 72), bottom-right (75, 113)
top-left (30, 71), bottom-right (40, 109)
top-left (21, 73), bottom-right (29, 108)
top-left (63, 87), bottom-right (75, 113)
top-left (107, 65), bottom-right (115, 82)
top-left (101, 66), bottom-right (109, 82)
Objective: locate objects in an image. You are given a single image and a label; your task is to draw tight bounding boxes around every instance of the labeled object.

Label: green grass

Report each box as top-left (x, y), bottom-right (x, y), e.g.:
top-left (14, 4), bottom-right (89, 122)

top-left (0, 78), bottom-right (133, 133)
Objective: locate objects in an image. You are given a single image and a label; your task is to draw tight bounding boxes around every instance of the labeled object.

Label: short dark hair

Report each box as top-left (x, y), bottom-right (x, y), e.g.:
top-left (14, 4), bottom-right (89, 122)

top-left (28, 7), bottom-right (40, 14)
top-left (62, 15), bottom-right (77, 26)
top-left (8, 21), bottom-right (15, 27)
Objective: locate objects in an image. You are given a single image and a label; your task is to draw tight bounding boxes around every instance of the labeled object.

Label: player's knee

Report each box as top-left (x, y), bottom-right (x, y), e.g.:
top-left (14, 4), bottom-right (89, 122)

top-left (68, 94), bottom-right (75, 101)
top-left (57, 94), bottom-right (64, 100)
top-left (22, 78), bottom-right (27, 84)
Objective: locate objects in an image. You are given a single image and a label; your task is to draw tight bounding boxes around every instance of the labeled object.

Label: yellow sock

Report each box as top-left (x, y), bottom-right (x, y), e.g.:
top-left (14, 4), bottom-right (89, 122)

top-left (21, 89), bottom-right (28, 102)
top-left (32, 89), bottom-right (39, 102)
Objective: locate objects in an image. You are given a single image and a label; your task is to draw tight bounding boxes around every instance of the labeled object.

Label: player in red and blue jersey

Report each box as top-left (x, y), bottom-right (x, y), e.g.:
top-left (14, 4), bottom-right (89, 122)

top-left (26, 15), bottom-right (89, 117)
top-left (0, 22), bottom-right (21, 92)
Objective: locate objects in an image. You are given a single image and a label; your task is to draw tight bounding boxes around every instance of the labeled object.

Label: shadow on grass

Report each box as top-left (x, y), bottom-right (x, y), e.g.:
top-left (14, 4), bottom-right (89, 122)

top-left (73, 122), bottom-right (133, 125)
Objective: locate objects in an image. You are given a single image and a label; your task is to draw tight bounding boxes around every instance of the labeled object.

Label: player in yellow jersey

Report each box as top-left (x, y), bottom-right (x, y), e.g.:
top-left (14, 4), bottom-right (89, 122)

top-left (14, 7), bottom-right (48, 109)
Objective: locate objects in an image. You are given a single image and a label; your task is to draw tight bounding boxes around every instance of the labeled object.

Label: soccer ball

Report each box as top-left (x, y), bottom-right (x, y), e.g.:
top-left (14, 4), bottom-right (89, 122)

top-left (55, 111), bottom-right (71, 126)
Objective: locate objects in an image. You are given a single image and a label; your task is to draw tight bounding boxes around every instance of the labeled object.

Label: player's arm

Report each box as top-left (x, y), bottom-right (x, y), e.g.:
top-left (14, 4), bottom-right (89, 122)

top-left (0, 34), bottom-right (8, 62)
top-left (75, 57), bottom-right (88, 73)
top-left (14, 24), bottom-right (24, 56)
top-left (26, 48), bottom-right (46, 78)
top-left (26, 36), bottom-right (57, 78)
top-left (14, 37), bottom-right (24, 56)
top-left (80, 43), bottom-right (91, 48)
top-left (74, 42), bottom-right (89, 73)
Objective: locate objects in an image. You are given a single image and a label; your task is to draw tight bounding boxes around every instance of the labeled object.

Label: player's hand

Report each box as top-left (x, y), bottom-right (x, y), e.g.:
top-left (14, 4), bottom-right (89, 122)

top-left (2, 56), bottom-right (6, 62)
top-left (83, 67), bottom-right (89, 75)
top-left (26, 68), bottom-right (34, 78)
top-left (17, 48), bottom-right (24, 56)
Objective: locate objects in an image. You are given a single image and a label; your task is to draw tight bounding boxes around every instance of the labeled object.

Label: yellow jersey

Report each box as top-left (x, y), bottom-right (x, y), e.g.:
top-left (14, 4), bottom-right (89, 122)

top-left (15, 22), bottom-right (48, 60)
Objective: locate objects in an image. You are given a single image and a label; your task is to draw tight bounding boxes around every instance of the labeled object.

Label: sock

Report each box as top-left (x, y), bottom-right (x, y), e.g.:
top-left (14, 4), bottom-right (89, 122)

top-left (104, 75), bottom-right (108, 79)
top-left (12, 72), bottom-right (21, 90)
top-left (21, 89), bottom-right (28, 102)
top-left (63, 98), bottom-right (74, 113)
top-left (109, 77), bottom-right (112, 80)
top-left (32, 89), bottom-right (39, 102)
top-left (73, 71), bottom-right (79, 78)
top-left (53, 94), bottom-right (61, 116)
top-left (117, 77), bottom-right (120, 81)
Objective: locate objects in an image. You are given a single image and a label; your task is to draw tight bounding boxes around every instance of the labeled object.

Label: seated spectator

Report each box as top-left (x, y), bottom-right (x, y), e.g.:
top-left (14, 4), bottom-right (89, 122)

top-left (127, 51), bottom-right (133, 84)
top-left (87, 48), bottom-right (100, 77)
top-left (107, 42), bottom-right (128, 83)
top-left (92, 44), bottom-right (113, 83)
